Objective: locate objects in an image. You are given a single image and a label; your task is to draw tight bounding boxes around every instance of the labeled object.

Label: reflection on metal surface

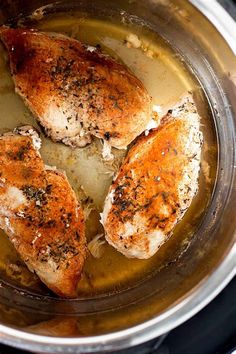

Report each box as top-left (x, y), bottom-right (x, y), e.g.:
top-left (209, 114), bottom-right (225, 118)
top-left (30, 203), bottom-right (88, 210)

top-left (190, 0), bottom-right (236, 54)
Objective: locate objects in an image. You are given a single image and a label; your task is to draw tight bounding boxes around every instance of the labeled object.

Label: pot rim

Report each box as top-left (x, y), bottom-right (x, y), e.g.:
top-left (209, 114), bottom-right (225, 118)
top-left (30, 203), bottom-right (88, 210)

top-left (0, 1), bottom-right (235, 352)
top-left (0, 244), bottom-right (235, 352)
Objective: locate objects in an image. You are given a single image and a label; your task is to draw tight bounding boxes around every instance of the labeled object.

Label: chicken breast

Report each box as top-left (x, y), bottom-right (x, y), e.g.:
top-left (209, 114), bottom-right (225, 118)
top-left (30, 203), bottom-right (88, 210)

top-left (0, 127), bottom-right (86, 297)
top-left (0, 26), bottom-right (151, 149)
top-left (101, 96), bottom-right (203, 259)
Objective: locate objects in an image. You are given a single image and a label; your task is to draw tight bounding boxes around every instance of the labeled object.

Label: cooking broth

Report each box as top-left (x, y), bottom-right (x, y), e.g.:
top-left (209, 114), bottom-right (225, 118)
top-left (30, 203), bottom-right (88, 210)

top-left (0, 13), bottom-right (217, 297)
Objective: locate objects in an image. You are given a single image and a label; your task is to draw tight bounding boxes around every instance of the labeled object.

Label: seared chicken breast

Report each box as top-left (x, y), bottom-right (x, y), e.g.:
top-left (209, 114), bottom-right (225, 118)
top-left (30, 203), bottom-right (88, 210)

top-left (0, 127), bottom-right (86, 297)
top-left (101, 96), bottom-right (203, 259)
top-left (0, 27), bottom-right (151, 149)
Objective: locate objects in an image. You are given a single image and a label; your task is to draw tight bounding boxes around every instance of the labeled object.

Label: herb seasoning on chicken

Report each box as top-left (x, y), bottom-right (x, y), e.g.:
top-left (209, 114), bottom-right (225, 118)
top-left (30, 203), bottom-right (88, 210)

top-left (0, 27), bottom-right (151, 150)
top-left (101, 96), bottom-right (203, 259)
top-left (0, 127), bottom-right (86, 297)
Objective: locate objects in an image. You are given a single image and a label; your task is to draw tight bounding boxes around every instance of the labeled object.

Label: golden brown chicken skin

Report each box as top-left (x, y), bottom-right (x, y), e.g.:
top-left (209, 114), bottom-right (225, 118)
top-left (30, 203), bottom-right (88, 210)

top-left (0, 129), bottom-right (86, 297)
top-left (0, 27), bottom-right (151, 149)
top-left (102, 97), bottom-right (203, 259)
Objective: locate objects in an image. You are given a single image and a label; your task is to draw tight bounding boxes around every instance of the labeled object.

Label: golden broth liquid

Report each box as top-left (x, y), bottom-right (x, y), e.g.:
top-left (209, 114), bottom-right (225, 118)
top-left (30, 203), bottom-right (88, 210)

top-left (0, 14), bottom-right (217, 297)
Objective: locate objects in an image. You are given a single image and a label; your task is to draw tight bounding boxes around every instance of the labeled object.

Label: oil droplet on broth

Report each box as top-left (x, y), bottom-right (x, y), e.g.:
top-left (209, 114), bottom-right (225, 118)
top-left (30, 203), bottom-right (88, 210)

top-left (0, 14), bottom-right (217, 297)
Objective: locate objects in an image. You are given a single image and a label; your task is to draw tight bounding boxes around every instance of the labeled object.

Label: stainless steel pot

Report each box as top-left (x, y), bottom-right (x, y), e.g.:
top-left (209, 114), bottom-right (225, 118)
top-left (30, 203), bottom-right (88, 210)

top-left (0, 0), bottom-right (235, 353)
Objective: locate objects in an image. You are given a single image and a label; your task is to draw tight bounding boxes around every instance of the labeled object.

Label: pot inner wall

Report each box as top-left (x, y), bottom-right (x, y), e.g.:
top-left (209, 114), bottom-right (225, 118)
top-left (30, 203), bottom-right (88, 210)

top-left (0, 0), bottom-right (234, 341)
